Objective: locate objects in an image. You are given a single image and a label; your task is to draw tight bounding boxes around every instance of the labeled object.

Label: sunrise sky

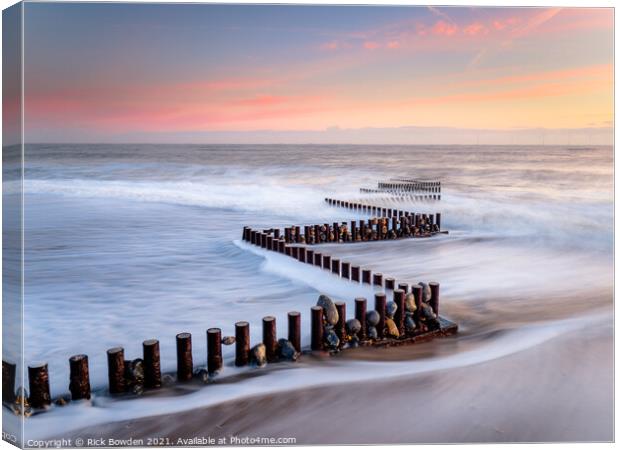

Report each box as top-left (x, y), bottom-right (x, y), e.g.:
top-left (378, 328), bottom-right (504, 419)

top-left (20, 3), bottom-right (614, 144)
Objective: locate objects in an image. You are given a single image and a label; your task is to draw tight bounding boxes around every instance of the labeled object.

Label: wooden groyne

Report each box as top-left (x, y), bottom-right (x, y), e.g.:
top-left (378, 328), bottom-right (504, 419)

top-left (3, 178), bottom-right (456, 418)
top-left (360, 178), bottom-right (441, 199)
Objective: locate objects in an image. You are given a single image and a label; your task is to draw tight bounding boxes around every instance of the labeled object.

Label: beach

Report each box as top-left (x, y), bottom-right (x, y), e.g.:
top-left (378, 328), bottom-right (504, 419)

top-left (5, 144), bottom-right (613, 444)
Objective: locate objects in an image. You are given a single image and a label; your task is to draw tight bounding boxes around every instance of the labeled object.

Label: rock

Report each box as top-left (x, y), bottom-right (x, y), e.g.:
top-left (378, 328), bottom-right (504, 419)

top-left (385, 318), bottom-right (400, 338)
top-left (405, 293), bottom-right (417, 312)
top-left (367, 326), bottom-right (378, 340)
top-left (195, 368), bottom-right (210, 384)
top-left (348, 336), bottom-right (360, 348)
top-left (386, 301), bottom-right (398, 319)
top-left (54, 395), bottom-right (70, 407)
top-left (222, 336), bottom-right (235, 345)
top-left (317, 294), bottom-right (339, 325)
top-left (324, 330), bottom-right (340, 349)
top-left (418, 282), bottom-right (431, 303)
top-left (420, 303), bottom-right (436, 320)
top-left (345, 318), bottom-right (361, 336)
top-left (132, 384), bottom-right (144, 396)
top-left (250, 343), bottom-right (267, 368)
top-left (278, 339), bottom-right (299, 361)
top-left (162, 374), bottom-right (175, 385)
top-left (124, 359), bottom-right (144, 387)
top-left (366, 310), bottom-right (380, 327)
top-left (405, 315), bottom-right (417, 333)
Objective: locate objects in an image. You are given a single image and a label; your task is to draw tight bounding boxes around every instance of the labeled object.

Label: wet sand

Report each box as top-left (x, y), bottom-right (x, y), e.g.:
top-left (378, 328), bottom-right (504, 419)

top-left (61, 311), bottom-right (613, 444)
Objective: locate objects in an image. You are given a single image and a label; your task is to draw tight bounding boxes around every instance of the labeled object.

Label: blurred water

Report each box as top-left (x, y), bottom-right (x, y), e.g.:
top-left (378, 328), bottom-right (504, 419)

top-left (4, 144), bottom-right (613, 436)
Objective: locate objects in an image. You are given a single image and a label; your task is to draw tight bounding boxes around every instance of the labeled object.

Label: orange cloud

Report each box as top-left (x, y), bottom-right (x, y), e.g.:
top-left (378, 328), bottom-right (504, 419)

top-left (363, 41), bottom-right (380, 50)
top-left (463, 23), bottom-right (488, 36)
top-left (387, 41), bottom-right (400, 49)
top-left (432, 20), bottom-right (458, 36)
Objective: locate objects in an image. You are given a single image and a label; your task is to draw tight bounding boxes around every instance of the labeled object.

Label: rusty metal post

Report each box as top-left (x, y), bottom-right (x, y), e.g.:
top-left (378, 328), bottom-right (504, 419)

top-left (69, 354), bottom-right (91, 400)
top-left (375, 293), bottom-right (387, 339)
top-left (107, 347), bottom-right (125, 394)
top-left (311, 306), bottom-right (324, 351)
top-left (235, 321), bottom-right (250, 367)
top-left (288, 311), bottom-right (301, 353)
top-left (28, 364), bottom-right (51, 409)
top-left (263, 316), bottom-right (277, 363)
top-left (143, 339), bottom-right (162, 389)
top-left (207, 328), bottom-right (223, 374)
top-left (176, 332), bottom-right (193, 382)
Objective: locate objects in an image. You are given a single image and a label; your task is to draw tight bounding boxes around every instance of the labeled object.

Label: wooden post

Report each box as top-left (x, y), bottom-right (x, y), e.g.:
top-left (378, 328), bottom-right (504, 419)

top-left (288, 311), bottom-right (301, 353)
top-left (362, 269), bottom-right (372, 284)
top-left (375, 293), bottom-right (387, 339)
top-left (393, 289), bottom-right (406, 336)
top-left (176, 332), bottom-right (193, 382)
top-left (311, 306), bottom-right (324, 351)
top-left (341, 262), bottom-right (350, 279)
top-left (107, 347), bottom-right (125, 394)
top-left (292, 246), bottom-right (299, 259)
top-left (314, 252), bottom-right (322, 266)
top-left (351, 265), bottom-right (360, 282)
top-left (306, 249), bottom-right (314, 264)
top-left (429, 282), bottom-right (440, 316)
top-left (331, 258), bottom-right (340, 275)
top-left (143, 340), bottom-right (162, 389)
top-left (398, 282), bottom-right (409, 293)
top-left (351, 220), bottom-right (357, 241)
top-left (263, 316), bottom-right (277, 363)
top-left (412, 284), bottom-right (423, 321)
top-left (28, 364), bottom-right (51, 408)
top-left (373, 273), bottom-right (383, 286)
top-left (2, 361), bottom-right (16, 403)
top-left (69, 354), bottom-right (91, 401)
top-left (355, 298), bottom-right (367, 340)
top-left (298, 246), bottom-right (306, 263)
top-left (285, 246), bottom-right (292, 256)
top-left (335, 302), bottom-right (346, 344)
top-left (436, 213), bottom-right (441, 230)
top-left (278, 240), bottom-right (285, 253)
top-left (385, 277), bottom-right (395, 290)
top-left (323, 254), bottom-right (331, 270)
top-left (235, 321), bottom-right (250, 367)
top-left (207, 328), bottom-right (223, 374)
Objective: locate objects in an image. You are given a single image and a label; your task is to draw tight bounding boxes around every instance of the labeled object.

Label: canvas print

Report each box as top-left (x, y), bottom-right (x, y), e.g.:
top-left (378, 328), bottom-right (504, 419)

top-left (2, 2), bottom-right (614, 447)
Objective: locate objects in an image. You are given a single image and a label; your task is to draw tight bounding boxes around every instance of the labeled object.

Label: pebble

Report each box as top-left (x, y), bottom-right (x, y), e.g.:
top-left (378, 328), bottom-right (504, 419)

top-left (345, 318), bottom-right (362, 336)
top-left (348, 336), bottom-right (360, 348)
top-left (124, 359), bottom-right (144, 386)
top-left (386, 301), bottom-right (398, 319)
top-left (195, 368), bottom-right (210, 384)
top-left (250, 343), bottom-right (267, 368)
top-left (366, 310), bottom-right (380, 327)
top-left (385, 318), bottom-right (400, 338)
top-left (324, 329), bottom-right (340, 349)
top-left (405, 315), bottom-right (417, 332)
top-left (54, 395), bottom-right (70, 407)
top-left (317, 294), bottom-right (339, 325)
top-left (405, 293), bottom-right (417, 312)
top-left (222, 336), bottom-right (236, 345)
top-left (162, 374), bottom-right (175, 385)
top-left (418, 282), bottom-right (431, 303)
top-left (367, 326), bottom-right (378, 340)
top-left (278, 339), bottom-right (299, 361)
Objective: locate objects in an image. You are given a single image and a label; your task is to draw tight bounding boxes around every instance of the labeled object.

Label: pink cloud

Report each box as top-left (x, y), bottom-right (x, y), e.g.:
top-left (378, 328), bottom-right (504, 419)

top-left (432, 20), bottom-right (458, 36)
top-left (321, 41), bottom-right (339, 51)
top-left (363, 41), bottom-right (381, 50)
top-left (463, 23), bottom-right (488, 36)
top-left (386, 41), bottom-right (401, 49)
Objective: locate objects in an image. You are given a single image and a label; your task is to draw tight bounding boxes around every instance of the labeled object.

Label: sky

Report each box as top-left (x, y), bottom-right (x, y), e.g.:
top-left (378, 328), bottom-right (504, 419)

top-left (14, 3), bottom-right (615, 144)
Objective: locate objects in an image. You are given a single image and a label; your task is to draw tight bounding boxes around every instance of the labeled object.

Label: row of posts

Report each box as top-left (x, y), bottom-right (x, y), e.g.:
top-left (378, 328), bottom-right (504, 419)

top-left (377, 180), bottom-right (441, 193)
top-left (358, 188), bottom-right (441, 200)
top-left (2, 277), bottom-right (440, 410)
